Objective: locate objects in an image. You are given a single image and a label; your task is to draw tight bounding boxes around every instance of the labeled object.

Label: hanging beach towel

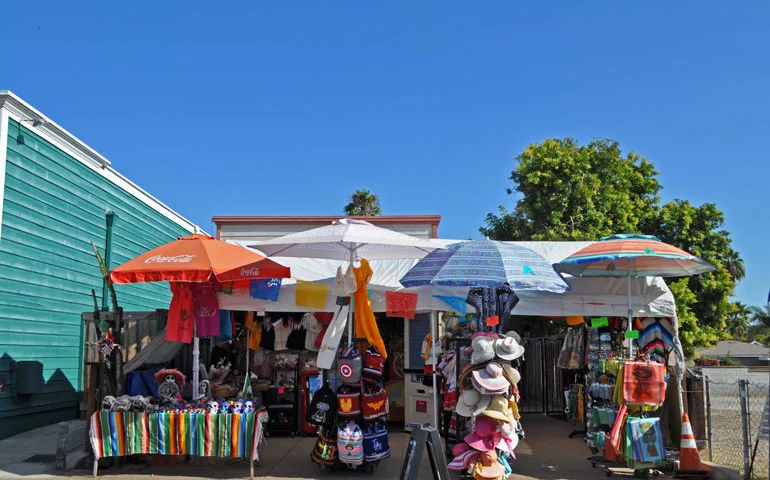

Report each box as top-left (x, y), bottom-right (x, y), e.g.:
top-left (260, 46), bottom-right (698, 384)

top-left (317, 305), bottom-right (349, 369)
top-left (296, 280), bottom-right (329, 309)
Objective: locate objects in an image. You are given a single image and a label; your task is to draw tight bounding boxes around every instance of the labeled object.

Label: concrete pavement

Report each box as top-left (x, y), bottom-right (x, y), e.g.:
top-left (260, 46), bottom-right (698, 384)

top-left (0, 414), bottom-right (660, 479)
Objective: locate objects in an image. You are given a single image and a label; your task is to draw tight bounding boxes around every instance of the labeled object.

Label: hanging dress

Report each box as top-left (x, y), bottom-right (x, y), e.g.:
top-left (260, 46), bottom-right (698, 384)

top-left (167, 282), bottom-right (195, 343)
top-left (194, 282), bottom-right (220, 337)
top-left (353, 259), bottom-right (387, 359)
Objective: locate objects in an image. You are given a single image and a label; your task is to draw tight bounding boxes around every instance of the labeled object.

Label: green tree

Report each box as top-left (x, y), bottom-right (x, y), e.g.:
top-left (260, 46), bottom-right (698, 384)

top-left (482, 138), bottom-right (743, 357)
top-left (481, 138), bottom-right (661, 241)
top-left (648, 200), bottom-right (740, 353)
top-left (344, 189), bottom-right (382, 216)
top-left (749, 305), bottom-right (770, 328)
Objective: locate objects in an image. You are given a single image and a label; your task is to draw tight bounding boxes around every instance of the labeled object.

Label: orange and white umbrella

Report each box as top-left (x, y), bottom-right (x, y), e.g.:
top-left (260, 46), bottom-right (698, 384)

top-left (110, 233), bottom-right (290, 284)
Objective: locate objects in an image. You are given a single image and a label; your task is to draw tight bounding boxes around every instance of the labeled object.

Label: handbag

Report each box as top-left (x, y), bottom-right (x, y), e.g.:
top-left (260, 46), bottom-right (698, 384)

top-left (363, 424), bottom-right (391, 461)
top-left (337, 386), bottom-right (361, 418)
top-left (338, 345), bottom-right (362, 385)
top-left (361, 379), bottom-right (388, 423)
top-left (311, 428), bottom-right (338, 466)
top-left (337, 422), bottom-right (364, 466)
top-left (604, 403), bottom-right (628, 463)
top-left (363, 345), bottom-right (385, 379)
top-left (623, 360), bottom-right (667, 407)
top-left (332, 266), bottom-right (357, 297)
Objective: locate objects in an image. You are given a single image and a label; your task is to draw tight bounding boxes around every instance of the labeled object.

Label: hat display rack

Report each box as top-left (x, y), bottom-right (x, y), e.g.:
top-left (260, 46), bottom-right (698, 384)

top-left (445, 327), bottom-right (526, 480)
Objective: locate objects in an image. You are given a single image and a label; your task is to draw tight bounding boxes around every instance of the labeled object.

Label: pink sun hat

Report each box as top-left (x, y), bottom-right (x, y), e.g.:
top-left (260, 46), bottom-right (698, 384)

top-left (465, 416), bottom-right (502, 452)
top-left (448, 443), bottom-right (480, 471)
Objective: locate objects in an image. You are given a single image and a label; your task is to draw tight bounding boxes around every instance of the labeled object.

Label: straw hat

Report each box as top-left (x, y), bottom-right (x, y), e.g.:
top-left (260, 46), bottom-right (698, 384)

top-left (456, 389), bottom-right (492, 418)
top-left (471, 336), bottom-right (496, 365)
top-left (495, 332), bottom-right (525, 361)
top-left (472, 450), bottom-right (505, 480)
top-left (501, 363), bottom-right (521, 385)
top-left (472, 363), bottom-right (510, 395)
top-left (478, 395), bottom-right (514, 424)
top-left (464, 428), bottom-right (502, 452)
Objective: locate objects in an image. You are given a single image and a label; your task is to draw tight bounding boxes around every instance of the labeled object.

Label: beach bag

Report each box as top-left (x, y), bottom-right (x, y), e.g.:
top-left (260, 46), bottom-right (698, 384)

top-left (361, 379), bottom-right (388, 423)
top-left (363, 424), bottom-right (391, 462)
top-left (338, 345), bottom-right (362, 385)
top-left (311, 428), bottom-right (338, 466)
top-left (623, 360), bottom-right (666, 407)
top-left (626, 417), bottom-right (665, 466)
top-left (337, 386), bottom-right (361, 418)
top-left (604, 403), bottom-right (628, 463)
top-left (337, 423), bottom-right (364, 466)
top-left (332, 265), bottom-right (357, 297)
top-left (363, 345), bottom-right (385, 379)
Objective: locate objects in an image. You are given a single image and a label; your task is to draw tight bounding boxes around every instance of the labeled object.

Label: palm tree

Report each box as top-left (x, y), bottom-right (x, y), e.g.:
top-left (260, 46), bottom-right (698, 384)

top-left (344, 189), bottom-right (382, 216)
top-left (723, 250), bottom-right (746, 281)
top-left (726, 301), bottom-right (751, 340)
top-left (749, 305), bottom-right (770, 328)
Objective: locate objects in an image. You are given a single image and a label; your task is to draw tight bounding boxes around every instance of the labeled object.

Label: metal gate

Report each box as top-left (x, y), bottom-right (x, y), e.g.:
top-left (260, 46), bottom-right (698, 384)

top-left (517, 337), bottom-right (570, 415)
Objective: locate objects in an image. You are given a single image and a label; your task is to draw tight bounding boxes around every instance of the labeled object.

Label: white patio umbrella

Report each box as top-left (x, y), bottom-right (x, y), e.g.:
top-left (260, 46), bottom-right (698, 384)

top-left (252, 218), bottom-right (443, 347)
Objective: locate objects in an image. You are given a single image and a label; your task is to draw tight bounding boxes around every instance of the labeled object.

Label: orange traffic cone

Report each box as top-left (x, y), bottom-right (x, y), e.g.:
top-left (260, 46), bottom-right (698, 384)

top-left (675, 413), bottom-right (710, 479)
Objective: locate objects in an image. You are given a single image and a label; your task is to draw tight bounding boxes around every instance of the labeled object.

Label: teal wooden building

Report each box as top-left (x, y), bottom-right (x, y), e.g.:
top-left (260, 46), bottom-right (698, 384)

top-left (0, 91), bottom-right (199, 439)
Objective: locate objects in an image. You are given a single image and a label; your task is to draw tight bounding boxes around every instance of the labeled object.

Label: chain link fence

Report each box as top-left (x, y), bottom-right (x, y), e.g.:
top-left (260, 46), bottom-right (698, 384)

top-left (705, 378), bottom-right (769, 480)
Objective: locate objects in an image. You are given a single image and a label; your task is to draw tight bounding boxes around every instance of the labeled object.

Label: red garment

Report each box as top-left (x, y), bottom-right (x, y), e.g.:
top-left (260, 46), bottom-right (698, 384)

top-left (167, 282), bottom-right (195, 343)
top-left (313, 312), bottom-right (334, 348)
top-left (195, 283), bottom-right (220, 337)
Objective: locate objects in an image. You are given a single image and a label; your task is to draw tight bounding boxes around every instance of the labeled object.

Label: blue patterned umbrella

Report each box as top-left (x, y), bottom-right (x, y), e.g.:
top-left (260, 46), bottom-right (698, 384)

top-left (399, 240), bottom-right (569, 293)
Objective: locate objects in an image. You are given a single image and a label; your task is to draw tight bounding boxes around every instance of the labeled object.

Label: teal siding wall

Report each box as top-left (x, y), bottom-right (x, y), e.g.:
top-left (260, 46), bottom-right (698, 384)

top-left (0, 120), bottom-right (192, 438)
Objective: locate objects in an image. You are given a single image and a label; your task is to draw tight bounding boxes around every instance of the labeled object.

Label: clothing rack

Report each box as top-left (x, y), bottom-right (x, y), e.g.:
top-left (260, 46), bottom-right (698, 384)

top-left (441, 337), bottom-right (472, 457)
top-left (568, 369), bottom-right (588, 438)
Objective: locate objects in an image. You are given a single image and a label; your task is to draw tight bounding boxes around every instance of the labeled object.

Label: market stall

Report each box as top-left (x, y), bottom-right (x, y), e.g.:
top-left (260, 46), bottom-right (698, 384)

top-left (88, 234), bottom-right (291, 478)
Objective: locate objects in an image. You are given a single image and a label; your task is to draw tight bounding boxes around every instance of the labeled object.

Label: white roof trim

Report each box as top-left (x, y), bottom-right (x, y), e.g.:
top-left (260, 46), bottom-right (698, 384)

top-left (0, 90), bottom-right (199, 233)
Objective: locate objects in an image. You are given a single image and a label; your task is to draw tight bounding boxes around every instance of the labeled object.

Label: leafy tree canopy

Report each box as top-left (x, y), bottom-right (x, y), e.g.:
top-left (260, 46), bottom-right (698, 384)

top-left (344, 189), bottom-right (382, 216)
top-left (482, 137), bottom-right (744, 356)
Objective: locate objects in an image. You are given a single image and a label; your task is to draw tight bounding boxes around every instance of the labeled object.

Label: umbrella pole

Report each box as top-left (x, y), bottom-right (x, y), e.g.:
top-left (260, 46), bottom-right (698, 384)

top-left (193, 319), bottom-right (200, 403)
top-left (627, 271), bottom-right (633, 359)
top-left (347, 247), bottom-right (354, 347)
top-left (431, 311), bottom-right (439, 430)
top-left (244, 328), bottom-right (250, 393)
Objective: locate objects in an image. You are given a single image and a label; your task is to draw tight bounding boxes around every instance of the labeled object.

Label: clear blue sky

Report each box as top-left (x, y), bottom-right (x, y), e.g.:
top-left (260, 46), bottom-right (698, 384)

top-left (2, 2), bottom-right (768, 307)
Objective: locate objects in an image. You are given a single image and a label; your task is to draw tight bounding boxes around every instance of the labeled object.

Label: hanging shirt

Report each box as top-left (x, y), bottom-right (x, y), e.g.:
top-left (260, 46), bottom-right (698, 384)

top-left (245, 312), bottom-right (262, 351)
top-left (302, 313), bottom-right (322, 351)
top-left (273, 319), bottom-right (292, 351)
top-left (286, 323), bottom-right (306, 350)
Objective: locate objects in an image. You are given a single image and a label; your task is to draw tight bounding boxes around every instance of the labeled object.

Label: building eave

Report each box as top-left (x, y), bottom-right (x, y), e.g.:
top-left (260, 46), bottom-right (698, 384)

top-left (0, 90), bottom-right (199, 233)
top-left (213, 215), bottom-right (442, 226)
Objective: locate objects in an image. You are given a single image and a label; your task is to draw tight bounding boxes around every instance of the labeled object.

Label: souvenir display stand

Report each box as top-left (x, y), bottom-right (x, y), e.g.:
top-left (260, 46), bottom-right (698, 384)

top-left (578, 317), bottom-right (673, 478)
top-left (89, 408), bottom-right (268, 478)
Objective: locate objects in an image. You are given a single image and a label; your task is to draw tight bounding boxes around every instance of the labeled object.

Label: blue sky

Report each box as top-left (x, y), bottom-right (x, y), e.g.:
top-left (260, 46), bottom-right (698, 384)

top-left (2, 2), bottom-right (768, 307)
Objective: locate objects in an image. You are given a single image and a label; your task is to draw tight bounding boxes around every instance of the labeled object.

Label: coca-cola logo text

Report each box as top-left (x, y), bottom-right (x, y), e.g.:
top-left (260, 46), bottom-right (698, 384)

top-left (240, 266), bottom-right (261, 277)
top-left (145, 255), bottom-right (196, 264)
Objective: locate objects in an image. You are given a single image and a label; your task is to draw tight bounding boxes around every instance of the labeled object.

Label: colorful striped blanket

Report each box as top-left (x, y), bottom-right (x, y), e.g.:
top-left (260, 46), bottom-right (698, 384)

top-left (90, 410), bottom-right (268, 461)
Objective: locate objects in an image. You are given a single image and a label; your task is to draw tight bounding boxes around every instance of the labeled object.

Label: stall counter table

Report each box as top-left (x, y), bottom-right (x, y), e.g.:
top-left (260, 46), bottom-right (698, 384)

top-left (89, 409), bottom-right (268, 478)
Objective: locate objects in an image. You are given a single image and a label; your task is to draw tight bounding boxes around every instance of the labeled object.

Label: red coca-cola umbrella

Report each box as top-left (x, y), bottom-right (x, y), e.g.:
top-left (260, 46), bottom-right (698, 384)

top-left (110, 233), bottom-right (290, 284)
